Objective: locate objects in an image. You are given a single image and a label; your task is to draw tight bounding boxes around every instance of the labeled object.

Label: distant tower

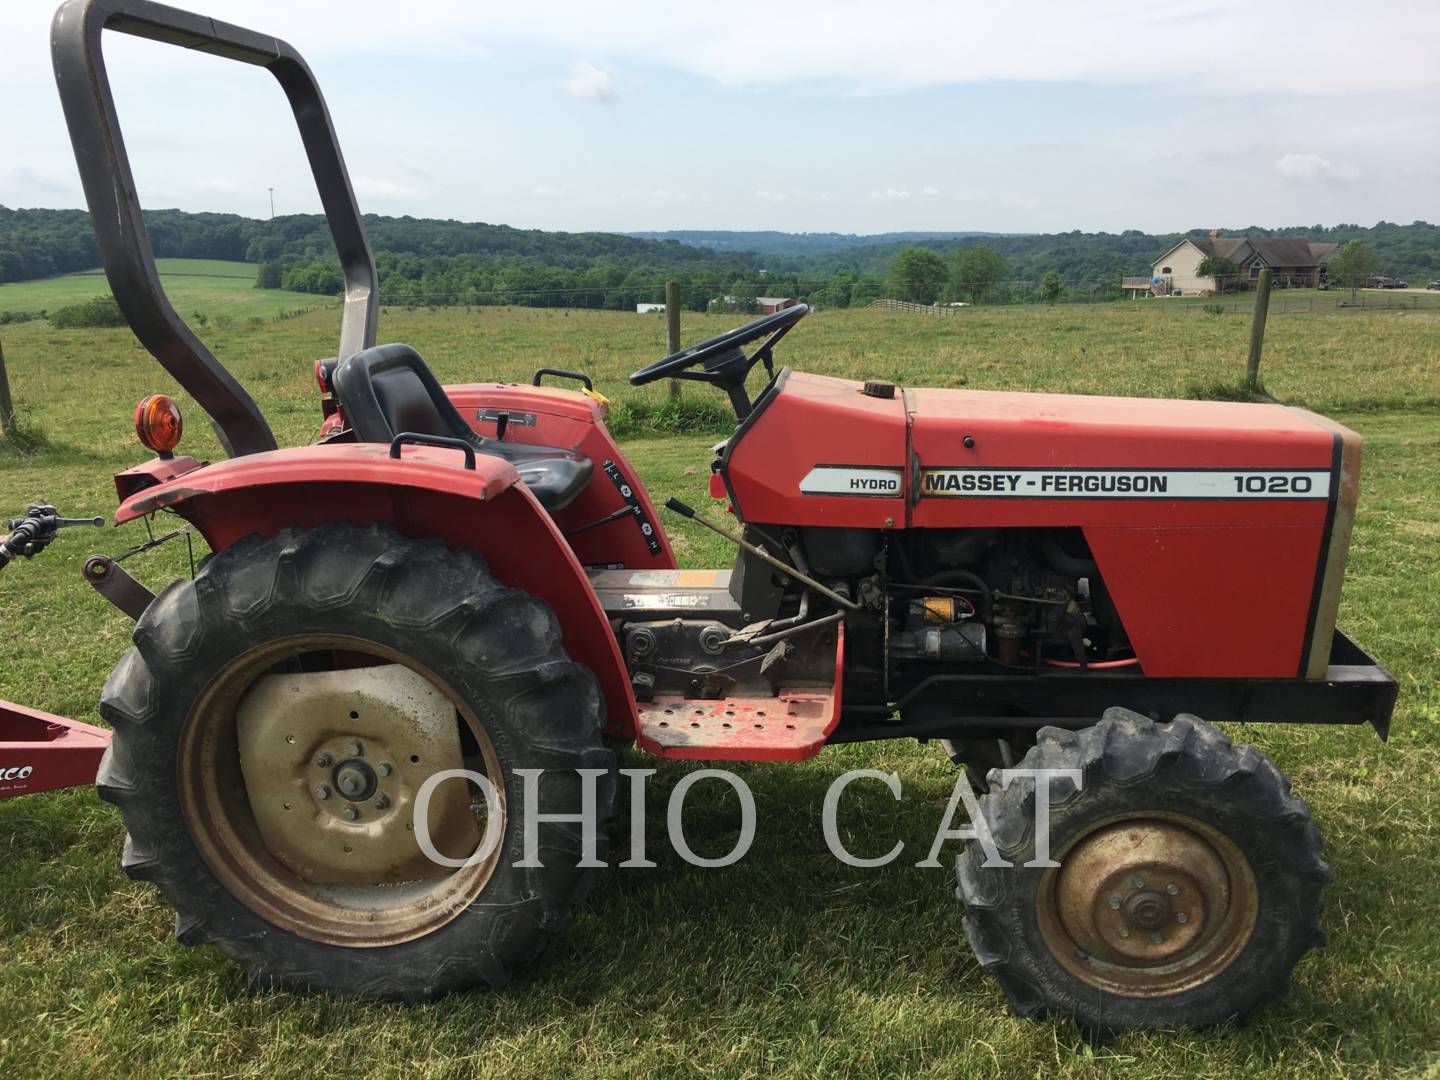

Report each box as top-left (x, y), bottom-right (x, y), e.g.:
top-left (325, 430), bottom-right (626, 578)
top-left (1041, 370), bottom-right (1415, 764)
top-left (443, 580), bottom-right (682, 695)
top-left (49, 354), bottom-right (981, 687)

top-left (268, 187), bottom-right (275, 219)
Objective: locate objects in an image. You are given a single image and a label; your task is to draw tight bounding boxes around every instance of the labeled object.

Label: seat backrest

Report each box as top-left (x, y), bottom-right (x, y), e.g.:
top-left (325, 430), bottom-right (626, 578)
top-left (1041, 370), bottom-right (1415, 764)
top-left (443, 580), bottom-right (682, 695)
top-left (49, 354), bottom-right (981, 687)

top-left (333, 343), bottom-right (472, 444)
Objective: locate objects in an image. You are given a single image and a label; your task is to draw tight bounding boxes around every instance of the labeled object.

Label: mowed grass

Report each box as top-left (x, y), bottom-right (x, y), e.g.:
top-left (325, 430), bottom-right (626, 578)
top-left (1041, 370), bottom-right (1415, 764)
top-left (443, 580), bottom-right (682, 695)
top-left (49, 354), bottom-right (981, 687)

top-left (0, 258), bottom-right (335, 321)
top-left (0, 303), bottom-right (1438, 1077)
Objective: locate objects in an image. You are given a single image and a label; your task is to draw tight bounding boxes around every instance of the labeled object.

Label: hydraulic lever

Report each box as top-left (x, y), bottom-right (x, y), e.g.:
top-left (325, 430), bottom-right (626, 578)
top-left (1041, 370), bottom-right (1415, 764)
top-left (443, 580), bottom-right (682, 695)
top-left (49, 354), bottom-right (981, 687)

top-left (0, 505), bottom-right (104, 570)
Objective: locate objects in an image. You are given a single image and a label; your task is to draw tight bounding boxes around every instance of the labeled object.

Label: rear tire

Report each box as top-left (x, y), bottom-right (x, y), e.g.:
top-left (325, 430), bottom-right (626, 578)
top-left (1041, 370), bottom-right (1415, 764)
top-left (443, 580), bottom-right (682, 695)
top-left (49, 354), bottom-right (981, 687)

top-left (98, 522), bottom-right (614, 1001)
top-left (956, 709), bottom-right (1328, 1033)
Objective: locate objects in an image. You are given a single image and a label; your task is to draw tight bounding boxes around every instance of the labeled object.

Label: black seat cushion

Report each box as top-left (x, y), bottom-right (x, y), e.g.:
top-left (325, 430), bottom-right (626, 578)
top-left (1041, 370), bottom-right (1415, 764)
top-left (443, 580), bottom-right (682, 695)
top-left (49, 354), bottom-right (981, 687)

top-left (332, 343), bottom-right (592, 510)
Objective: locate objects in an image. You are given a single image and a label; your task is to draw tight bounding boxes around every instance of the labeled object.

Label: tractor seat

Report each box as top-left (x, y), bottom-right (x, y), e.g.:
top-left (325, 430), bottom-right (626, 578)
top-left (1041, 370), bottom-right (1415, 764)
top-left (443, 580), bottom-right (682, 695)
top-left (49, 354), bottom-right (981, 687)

top-left (332, 343), bottom-right (592, 510)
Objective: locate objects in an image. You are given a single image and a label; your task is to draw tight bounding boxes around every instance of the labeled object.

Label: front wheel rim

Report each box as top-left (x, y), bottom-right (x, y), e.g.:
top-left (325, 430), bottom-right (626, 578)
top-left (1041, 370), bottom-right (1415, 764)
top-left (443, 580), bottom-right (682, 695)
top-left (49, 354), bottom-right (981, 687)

top-left (1036, 812), bottom-right (1259, 997)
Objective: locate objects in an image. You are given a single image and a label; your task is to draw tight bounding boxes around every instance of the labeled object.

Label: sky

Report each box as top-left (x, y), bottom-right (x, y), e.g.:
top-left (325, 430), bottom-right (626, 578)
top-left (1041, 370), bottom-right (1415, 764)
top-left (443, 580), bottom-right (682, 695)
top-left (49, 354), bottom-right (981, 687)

top-left (4, 0), bottom-right (1439, 235)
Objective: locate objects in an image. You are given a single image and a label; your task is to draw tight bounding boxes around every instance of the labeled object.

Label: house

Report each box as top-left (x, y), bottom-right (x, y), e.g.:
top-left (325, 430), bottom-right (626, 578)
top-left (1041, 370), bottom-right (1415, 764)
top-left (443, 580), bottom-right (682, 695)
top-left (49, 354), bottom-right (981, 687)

top-left (757, 296), bottom-right (797, 315)
top-left (1133, 231), bottom-right (1339, 296)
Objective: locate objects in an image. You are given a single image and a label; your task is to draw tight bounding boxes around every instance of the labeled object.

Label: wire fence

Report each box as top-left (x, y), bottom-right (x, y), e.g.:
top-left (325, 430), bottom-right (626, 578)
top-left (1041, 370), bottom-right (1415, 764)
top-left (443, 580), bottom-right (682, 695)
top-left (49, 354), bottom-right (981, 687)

top-left (18, 267), bottom-right (1435, 318)
top-left (1142, 291), bottom-right (1440, 316)
top-left (360, 280), bottom-right (1440, 315)
top-left (364, 278), bottom-right (1146, 311)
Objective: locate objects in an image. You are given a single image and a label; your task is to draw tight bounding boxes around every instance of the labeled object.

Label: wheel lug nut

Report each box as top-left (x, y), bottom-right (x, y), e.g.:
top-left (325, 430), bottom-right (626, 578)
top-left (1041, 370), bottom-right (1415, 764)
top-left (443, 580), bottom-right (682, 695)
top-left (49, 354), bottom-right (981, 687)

top-left (374, 794), bottom-right (391, 810)
top-left (1131, 874), bottom-right (1146, 889)
top-left (1151, 932), bottom-right (1164, 944)
top-left (1107, 896), bottom-right (1121, 909)
top-left (377, 762), bottom-right (393, 777)
top-left (347, 740), bottom-right (364, 757)
top-left (342, 804), bottom-right (359, 821)
top-left (1176, 912), bottom-right (1189, 924)
top-left (1166, 883), bottom-right (1179, 895)
top-left (314, 752), bottom-right (333, 768)
top-left (1118, 926), bottom-right (1131, 938)
top-left (314, 784), bottom-right (331, 800)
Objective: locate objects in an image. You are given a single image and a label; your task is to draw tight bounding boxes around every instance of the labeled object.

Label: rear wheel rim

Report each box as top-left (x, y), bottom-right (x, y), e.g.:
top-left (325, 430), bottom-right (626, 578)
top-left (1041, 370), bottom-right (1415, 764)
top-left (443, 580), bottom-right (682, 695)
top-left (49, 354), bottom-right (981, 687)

top-left (178, 634), bottom-right (506, 948)
top-left (1036, 812), bottom-right (1259, 996)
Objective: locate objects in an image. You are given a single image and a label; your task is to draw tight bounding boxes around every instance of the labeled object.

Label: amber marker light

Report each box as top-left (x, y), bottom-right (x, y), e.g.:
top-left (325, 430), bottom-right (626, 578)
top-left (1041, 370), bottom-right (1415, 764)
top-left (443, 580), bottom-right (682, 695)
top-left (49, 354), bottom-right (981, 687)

top-left (134, 394), bottom-right (183, 457)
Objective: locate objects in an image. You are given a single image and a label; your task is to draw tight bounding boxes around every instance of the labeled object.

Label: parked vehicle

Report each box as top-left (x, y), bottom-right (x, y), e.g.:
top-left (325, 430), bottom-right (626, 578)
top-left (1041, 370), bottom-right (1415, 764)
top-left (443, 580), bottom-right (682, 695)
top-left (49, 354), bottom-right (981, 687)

top-left (2, 0), bottom-right (1395, 1035)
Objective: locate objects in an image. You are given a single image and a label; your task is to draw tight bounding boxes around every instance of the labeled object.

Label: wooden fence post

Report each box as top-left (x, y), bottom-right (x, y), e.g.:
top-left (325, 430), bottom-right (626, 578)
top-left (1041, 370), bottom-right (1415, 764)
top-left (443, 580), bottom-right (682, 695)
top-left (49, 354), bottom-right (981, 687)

top-left (0, 337), bottom-right (14, 436)
top-left (1246, 268), bottom-right (1273, 394)
top-left (665, 280), bottom-right (682, 402)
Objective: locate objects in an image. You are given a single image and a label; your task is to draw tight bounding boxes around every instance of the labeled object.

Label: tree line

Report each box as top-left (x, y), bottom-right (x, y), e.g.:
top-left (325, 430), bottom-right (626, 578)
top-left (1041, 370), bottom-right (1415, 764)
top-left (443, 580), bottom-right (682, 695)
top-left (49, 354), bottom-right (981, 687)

top-left (4, 205), bottom-right (1438, 308)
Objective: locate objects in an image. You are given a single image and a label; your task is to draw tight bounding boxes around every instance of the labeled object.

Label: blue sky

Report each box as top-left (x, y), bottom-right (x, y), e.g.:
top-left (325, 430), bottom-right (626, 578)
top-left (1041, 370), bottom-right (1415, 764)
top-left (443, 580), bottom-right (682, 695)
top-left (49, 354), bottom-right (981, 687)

top-left (4, 0), bottom-right (1439, 234)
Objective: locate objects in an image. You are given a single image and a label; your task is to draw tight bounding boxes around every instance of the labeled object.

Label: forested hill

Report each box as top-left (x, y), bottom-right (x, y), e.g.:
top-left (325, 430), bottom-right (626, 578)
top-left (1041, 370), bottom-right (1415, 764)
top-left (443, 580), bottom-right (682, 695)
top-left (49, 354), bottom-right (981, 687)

top-left (630, 224), bottom-right (1439, 281)
top-left (3, 206), bottom-right (1437, 308)
top-left (626, 230), bottom-right (1010, 257)
top-left (0, 206), bottom-right (760, 285)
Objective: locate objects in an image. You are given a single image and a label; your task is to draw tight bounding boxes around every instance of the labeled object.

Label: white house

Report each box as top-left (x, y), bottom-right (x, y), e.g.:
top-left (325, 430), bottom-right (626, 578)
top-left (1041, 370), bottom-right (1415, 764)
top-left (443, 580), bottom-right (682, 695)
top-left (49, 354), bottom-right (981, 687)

top-left (1125, 231), bottom-right (1339, 297)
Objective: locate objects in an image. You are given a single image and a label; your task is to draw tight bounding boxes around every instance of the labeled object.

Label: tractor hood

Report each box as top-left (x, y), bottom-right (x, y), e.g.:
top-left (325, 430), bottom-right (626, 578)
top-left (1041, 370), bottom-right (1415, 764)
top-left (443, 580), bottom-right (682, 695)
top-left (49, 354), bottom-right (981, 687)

top-left (721, 369), bottom-right (1360, 681)
top-left (907, 385), bottom-right (1339, 474)
top-left (721, 369), bottom-right (1353, 529)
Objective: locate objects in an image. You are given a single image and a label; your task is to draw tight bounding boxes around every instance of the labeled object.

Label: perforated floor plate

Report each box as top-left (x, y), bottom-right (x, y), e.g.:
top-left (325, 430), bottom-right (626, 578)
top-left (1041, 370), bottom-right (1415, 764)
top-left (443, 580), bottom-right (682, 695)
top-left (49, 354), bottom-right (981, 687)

top-left (636, 690), bottom-right (838, 762)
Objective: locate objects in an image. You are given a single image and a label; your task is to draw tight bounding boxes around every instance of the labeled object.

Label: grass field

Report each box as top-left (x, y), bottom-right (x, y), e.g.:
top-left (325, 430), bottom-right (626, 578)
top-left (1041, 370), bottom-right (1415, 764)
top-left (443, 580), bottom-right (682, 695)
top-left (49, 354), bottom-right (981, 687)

top-left (0, 302), bottom-right (1437, 1077)
top-left (0, 258), bottom-right (335, 322)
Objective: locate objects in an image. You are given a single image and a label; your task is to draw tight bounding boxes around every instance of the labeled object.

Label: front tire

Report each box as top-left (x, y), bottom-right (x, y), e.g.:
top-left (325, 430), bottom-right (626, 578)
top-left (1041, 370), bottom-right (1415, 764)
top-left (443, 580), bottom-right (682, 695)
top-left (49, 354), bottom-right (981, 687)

top-left (956, 709), bottom-right (1328, 1033)
top-left (98, 522), bottom-right (614, 1001)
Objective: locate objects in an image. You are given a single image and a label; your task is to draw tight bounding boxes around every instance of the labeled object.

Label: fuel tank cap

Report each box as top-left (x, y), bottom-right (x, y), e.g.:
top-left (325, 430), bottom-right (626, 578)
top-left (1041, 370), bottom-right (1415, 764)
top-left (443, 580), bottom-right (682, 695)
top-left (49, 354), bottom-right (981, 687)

top-left (862, 379), bottom-right (897, 399)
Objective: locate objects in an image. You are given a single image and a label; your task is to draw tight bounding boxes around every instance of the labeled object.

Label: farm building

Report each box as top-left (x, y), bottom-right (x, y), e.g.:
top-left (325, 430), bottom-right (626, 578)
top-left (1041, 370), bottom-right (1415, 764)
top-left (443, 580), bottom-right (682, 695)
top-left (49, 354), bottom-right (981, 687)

top-left (757, 296), bottom-right (797, 314)
top-left (1124, 231), bottom-right (1339, 296)
top-left (636, 302), bottom-right (665, 314)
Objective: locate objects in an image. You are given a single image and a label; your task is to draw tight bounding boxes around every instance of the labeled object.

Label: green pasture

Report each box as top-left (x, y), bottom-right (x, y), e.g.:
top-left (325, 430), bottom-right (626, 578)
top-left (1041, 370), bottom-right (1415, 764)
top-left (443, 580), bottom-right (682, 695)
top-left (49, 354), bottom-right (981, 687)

top-left (0, 302), bottom-right (1436, 1077)
top-left (0, 258), bottom-right (334, 322)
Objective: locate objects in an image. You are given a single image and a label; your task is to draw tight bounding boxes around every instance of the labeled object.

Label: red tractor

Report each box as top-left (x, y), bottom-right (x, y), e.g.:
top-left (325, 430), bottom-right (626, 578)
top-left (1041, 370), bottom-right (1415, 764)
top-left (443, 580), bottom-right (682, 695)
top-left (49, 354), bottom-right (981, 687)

top-left (2, 0), bottom-right (1395, 1033)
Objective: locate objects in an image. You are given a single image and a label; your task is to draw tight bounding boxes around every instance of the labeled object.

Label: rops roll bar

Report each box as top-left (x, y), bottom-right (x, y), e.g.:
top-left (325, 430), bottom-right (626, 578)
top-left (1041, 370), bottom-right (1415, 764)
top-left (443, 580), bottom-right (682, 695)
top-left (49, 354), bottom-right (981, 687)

top-left (50, 0), bottom-right (379, 456)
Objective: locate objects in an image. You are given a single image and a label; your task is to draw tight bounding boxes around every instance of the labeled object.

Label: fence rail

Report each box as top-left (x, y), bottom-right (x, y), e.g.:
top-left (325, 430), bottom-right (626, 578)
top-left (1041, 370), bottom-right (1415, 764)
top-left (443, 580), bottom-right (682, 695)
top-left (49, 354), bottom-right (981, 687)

top-left (864, 291), bottom-right (1440, 317)
top-left (867, 298), bottom-right (964, 316)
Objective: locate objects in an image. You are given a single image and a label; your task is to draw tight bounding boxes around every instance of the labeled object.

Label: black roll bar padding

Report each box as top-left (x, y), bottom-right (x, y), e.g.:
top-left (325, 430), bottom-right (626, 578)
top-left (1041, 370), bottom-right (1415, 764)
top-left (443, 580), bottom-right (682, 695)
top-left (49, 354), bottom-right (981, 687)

top-left (50, 0), bottom-right (380, 457)
top-left (388, 432), bottom-right (477, 470)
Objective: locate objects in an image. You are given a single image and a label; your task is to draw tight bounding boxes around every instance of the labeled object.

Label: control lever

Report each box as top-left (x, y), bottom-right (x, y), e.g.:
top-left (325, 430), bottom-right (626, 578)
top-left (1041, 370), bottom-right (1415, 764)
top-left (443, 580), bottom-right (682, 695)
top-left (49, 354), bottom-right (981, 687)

top-left (0, 505), bottom-right (104, 570)
top-left (663, 498), bottom-right (860, 611)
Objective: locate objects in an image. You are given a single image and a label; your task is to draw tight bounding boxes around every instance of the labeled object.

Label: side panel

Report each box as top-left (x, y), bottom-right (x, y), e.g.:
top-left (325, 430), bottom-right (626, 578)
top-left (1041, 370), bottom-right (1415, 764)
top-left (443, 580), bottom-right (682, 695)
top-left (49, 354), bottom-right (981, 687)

top-left (1081, 523), bottom-right (1323, 677)
top-left (114, 445), bottom-right (639, 738)
top-left (445, 383), bottom-right (676, 571)
top-left (906, 388), bottom-right (1344, 679)
top-left (724, 370), bottom-right (908, 529)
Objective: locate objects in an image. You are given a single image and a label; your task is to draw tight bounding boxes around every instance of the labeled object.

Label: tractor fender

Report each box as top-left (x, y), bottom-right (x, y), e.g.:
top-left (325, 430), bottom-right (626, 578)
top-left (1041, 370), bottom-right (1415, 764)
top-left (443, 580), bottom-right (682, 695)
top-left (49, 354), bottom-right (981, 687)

top-left (114, 443), bottom-right (638, 738)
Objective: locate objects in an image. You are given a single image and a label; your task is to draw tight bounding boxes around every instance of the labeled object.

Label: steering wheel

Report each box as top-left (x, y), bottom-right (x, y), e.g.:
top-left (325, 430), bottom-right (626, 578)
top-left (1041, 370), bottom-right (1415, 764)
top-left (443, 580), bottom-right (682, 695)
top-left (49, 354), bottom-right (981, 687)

top-left (629, 304), bottom-right (809, 417)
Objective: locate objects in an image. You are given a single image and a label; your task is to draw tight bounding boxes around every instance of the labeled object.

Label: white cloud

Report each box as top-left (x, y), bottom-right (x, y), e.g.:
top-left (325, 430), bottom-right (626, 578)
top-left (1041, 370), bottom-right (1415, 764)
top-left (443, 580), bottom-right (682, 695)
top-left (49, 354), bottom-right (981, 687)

top-left (1, 166), bottom-right (73, 196)
top-left (564, 61), bottom-right (619, 104)
top-left (755, 189), bottom-right (789, 203)
top-left (3, 0), bottom-right (1433, 232)
top-left (1274, 153), bottom-right (1361, 182)
top-left (921, 186), bottom-right (941, 196)
top-left (531, 185), bottom-right (567, 197)
top-left (23, 0), bottom-right (1433, 97)
top-left (147, 1), bottom-right (1435, 96)
top-left (353, 177), bottom-right (423, 199)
